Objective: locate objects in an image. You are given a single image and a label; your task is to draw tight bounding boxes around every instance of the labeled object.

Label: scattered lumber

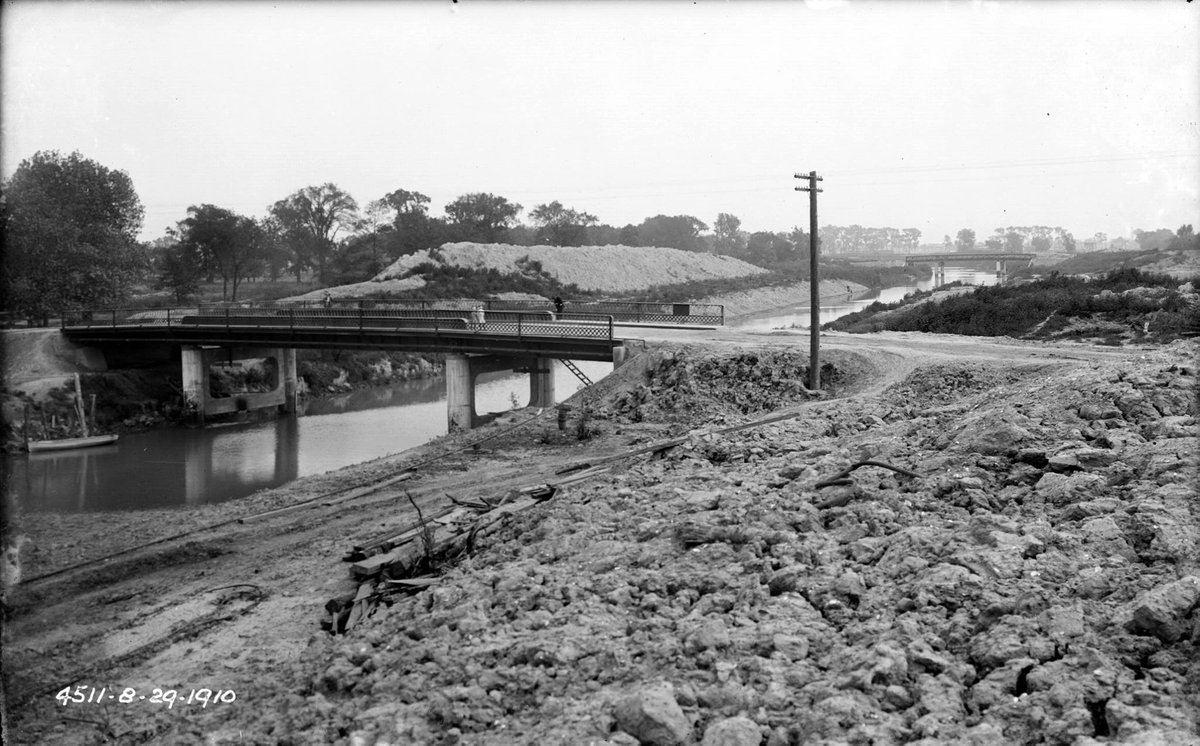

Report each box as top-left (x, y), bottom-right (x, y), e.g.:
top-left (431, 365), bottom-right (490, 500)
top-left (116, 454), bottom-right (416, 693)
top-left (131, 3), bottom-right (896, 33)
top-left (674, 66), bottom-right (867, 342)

top-left (330, 460), bottom-right (613, 633)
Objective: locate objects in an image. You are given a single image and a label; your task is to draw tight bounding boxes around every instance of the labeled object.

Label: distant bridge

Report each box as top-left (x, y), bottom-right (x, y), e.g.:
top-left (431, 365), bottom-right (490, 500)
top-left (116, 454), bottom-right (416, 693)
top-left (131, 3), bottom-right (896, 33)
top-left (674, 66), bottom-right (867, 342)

top-left (903, 253), bottom-right (1036, 284)
top-left (61, 299), bottom-right (721, 430)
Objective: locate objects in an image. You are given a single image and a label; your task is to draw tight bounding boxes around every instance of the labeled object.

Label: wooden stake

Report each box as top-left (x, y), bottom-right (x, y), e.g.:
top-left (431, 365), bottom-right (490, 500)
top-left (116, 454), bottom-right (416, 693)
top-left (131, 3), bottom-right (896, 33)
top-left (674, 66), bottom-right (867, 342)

top-left (23, 402), bottom-right (30, 451)
top-left (74, 374), bottom-right (90, 437)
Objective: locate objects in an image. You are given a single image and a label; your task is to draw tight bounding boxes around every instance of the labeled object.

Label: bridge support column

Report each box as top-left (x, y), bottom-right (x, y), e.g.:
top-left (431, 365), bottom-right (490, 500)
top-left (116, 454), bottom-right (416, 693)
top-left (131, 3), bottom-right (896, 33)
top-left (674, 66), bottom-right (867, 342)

top-left (529, 357), bottom-right (556, 409)
top-left (446, 353), bottom-right (560, 431)
top-left (613, 346), bottom-right (628, 369)
top-left (934, 261), bottom-right (945, 287)
top-left (445, 354), bottom-right (476, 431)
top-left (281, 347), bottom-right (298, 413)
top-left (181, 345), bottom-right (210, 426)
top-left (996, 260), bottom-right (1007, 283)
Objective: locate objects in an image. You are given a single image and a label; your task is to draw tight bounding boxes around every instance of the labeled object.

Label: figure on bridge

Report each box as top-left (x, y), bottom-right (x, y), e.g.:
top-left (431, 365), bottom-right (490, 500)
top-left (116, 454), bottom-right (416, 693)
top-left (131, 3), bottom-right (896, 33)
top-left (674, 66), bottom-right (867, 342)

top-left (323, 291), bottom-right (332, 309)
top-left (553, 296), bottom-right (564, 316)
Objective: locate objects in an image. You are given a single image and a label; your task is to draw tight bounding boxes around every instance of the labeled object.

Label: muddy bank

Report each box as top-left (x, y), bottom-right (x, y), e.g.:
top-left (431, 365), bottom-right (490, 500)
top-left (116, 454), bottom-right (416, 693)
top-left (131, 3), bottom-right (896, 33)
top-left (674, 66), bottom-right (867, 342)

top-left (4, 334), bottom-right (1196, 744)
top-left (696, 280), bottom-right (869, 318)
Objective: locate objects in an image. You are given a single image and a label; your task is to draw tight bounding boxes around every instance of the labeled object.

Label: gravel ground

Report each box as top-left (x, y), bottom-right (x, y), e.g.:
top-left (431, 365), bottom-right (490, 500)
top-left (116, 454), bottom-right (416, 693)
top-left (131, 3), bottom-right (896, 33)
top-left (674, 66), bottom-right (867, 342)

top-left (3, 332), bottom-right (1197, 745)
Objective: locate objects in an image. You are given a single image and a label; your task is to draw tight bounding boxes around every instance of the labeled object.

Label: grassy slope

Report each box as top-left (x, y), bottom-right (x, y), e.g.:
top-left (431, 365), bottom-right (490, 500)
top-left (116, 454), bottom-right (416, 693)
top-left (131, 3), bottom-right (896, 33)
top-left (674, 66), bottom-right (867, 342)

top-left (826, 269), bottom-right (1199, 343)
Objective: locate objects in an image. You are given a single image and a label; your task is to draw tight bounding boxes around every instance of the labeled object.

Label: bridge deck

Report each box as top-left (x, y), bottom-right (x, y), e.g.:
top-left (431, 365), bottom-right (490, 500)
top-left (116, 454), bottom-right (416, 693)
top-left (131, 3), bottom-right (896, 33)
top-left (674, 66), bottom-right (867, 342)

top-left (61, 307), bottom-right (629, 361)
top-left (904, 253), bottom-right (1036, 264)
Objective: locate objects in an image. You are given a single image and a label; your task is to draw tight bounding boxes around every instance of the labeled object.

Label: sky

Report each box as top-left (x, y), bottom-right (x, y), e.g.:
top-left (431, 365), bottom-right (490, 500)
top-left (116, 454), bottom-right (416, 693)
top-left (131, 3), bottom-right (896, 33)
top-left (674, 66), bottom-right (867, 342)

top-left (2, 0), bottom-right (1197, 245)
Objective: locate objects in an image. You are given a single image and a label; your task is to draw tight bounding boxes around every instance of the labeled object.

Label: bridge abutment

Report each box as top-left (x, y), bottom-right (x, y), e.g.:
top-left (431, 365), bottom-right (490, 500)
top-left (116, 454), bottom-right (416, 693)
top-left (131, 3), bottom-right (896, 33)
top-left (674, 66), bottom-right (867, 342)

top-left (181, 345), bottom-right (296, 425)
top-left (446, 353), bottom-right (559, 431)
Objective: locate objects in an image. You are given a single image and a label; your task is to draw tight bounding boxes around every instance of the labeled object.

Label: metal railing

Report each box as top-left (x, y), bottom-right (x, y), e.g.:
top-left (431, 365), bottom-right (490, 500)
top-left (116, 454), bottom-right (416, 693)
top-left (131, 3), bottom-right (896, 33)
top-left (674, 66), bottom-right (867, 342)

top-left (198, 297), bottom-right (724, 326)
top-left (62, 306), bottom-right (615, 340)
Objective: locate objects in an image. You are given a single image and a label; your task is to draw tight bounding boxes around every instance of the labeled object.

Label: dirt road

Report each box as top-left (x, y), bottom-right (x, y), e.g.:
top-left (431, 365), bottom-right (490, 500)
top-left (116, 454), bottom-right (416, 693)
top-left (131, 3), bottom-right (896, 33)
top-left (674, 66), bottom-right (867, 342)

top-left (3, 329), bottom-right (1196, 745)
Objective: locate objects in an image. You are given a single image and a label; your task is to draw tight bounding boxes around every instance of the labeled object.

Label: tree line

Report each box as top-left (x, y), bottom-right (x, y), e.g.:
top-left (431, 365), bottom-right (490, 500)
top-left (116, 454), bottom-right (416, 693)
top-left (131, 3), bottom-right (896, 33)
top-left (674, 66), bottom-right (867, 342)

top-left (4, 150), bottom-right (1196, 317)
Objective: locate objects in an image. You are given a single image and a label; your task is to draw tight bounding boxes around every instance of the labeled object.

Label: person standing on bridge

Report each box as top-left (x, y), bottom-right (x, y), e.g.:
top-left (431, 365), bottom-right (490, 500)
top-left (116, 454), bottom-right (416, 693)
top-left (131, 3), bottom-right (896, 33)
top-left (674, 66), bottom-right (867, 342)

top-left (553, 296), bottom-right (564, 317)
top-left (323, 291), bottom-right (332, 309)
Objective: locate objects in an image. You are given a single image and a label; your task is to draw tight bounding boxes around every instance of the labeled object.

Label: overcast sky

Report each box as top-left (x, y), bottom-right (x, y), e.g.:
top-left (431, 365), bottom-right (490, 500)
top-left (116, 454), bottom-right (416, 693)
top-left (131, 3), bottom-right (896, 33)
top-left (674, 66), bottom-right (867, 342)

top-left (3, 1), bottom-right (1197, 245)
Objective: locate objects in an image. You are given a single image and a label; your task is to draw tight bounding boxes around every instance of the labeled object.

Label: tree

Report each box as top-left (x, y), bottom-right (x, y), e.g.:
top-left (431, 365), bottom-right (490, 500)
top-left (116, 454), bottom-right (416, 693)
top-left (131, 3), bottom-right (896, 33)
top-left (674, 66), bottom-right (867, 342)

top-left (351, 199), bottom-right (396, 273)
top-left (788, 226), bottom-right (810, 257)
top-left (2, 150), bottom-right (147, 320)
top-left (270, 184), bottom-right (359, 283)
top-left (378, 188), bottom-right (443, 257)
top-left (713, 213), bottom-right (746, 256)
top-left (155, 234), bottom-right (203, 303)
top-left (529, 201), bottom-right (598, 246)
top-left (444, 193), bottom-right (522, 243)
top-left (745, 231), bottom-right (792, 266)
top-left (901, 228), bottom-right (922, 251)
top-left (584, 223), bottom-right (623, 246)
top-left (177, 204), bottom-right (264, 301)
top-left (256, 215), bottom-right (297, 281)
top-left (635, 214), bottom-right (708, 251)
top-left (1004, 231), bottom-right (1025, 252)
top-left (1168, 224), bottom-right (1199, 252)
top-left (955, 228), bottom-right (976, 253)
top-left (618, 224), bottom-right (640, 246)
top-left (1134, 228), bottom-right (1175, 251)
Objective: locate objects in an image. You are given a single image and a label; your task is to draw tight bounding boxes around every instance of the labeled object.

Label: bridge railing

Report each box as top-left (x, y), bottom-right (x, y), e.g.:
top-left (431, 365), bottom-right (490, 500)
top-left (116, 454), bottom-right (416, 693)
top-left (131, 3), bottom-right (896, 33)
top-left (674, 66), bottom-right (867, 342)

top-left (213, 297), bottom-right (724, 326)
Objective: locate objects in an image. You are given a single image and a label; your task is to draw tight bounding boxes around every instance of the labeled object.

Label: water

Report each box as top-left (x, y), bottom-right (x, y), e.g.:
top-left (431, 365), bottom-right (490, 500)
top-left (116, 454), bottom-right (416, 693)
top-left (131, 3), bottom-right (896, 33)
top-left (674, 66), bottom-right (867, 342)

top-left (8, 360), bottom-right (609, 513)
top-left (731, 266), bottom-right (997, 332)
top-left (8, 267), bottom-right (999, 514)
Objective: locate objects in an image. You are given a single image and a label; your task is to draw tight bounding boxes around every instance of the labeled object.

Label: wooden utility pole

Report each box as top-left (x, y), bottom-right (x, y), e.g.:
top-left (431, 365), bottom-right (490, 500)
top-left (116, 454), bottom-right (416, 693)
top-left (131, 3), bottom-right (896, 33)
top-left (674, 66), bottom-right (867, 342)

top-left (795, 171), bottom-right (823, 390)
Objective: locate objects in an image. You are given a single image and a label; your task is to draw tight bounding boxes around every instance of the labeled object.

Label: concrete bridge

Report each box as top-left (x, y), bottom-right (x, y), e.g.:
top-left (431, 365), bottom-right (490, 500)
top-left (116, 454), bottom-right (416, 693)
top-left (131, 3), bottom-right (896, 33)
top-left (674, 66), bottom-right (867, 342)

top-left (904, 253), bottom-right (1035, 285)
top-left (61, 299), bottom-right (721, 430)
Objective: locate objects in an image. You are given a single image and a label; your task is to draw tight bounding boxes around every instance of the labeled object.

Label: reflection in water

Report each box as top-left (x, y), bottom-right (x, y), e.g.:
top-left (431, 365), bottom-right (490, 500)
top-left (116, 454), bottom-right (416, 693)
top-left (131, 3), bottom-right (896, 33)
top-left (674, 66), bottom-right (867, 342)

top-left (7, 359), bottom-right (611, 513)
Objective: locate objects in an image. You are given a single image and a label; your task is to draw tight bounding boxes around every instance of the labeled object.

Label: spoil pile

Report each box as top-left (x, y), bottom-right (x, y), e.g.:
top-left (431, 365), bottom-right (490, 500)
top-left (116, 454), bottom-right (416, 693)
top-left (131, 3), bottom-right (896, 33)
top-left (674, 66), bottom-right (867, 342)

top-left (167, 342), bottom-right (1198, 745)
top-left (376, 243), bottom-right (770, 293)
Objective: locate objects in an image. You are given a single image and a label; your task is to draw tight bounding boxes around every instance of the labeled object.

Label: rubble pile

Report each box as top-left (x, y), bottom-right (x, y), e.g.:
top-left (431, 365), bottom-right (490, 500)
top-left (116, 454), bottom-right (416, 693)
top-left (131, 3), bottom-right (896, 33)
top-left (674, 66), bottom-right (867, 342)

top-left (610, 350), bottom-right (840, 423)
top-left (171, 345), bottom-right (1197, 745)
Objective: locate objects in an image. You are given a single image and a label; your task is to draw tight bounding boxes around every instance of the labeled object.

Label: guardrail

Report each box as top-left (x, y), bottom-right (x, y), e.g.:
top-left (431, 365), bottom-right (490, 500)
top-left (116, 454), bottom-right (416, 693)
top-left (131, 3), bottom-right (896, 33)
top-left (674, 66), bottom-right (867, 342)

top-left (198, 297), bottom-right (725, 326)
top-left (61, 306), bottom-right (615, 341)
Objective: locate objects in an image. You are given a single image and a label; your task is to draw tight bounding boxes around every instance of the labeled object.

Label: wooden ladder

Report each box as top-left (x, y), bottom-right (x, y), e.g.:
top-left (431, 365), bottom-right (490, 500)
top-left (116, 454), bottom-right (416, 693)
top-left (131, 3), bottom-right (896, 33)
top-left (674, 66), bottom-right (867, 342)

top-left (561, 358), bottom-right (593, 387)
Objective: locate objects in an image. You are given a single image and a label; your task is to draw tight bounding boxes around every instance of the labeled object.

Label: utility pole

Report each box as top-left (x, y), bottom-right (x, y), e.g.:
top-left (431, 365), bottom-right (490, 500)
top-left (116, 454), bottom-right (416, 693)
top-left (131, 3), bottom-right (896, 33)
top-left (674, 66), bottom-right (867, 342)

top-left (794, 170), bottom-right (823, 390)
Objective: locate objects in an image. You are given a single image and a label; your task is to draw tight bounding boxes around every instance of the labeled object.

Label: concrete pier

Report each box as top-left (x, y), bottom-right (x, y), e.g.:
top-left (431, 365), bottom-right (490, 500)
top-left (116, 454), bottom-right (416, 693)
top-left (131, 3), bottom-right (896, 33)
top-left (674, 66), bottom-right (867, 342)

top-left (445, 353), bottom-right (559, 430)
top-left (181, 345), bottom-right (295, 424)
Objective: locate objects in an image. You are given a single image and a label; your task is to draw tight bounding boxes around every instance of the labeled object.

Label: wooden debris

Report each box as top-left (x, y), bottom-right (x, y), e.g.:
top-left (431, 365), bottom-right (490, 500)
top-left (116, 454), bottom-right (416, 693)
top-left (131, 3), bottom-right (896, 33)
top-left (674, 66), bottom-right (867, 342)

top-left (814, 460), bottom-right (923, 490)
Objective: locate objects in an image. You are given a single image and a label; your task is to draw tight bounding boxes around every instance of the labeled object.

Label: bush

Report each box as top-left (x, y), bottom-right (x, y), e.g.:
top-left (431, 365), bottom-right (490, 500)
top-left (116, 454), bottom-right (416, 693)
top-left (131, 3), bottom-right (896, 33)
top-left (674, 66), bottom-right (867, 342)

top-left (826, 268), bottom-right (1198, 342)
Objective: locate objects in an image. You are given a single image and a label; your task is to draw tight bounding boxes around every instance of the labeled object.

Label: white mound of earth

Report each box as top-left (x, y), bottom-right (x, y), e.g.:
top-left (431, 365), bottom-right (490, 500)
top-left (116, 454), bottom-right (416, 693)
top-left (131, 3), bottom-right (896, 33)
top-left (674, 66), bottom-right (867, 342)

top-left (374, 242), bottom-right (770, 293)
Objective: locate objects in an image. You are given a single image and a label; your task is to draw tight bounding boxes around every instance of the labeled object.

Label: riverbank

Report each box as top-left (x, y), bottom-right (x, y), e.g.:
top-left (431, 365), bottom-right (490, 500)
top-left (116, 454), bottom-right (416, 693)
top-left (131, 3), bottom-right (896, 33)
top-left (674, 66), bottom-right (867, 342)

top-left (3, 329), bottom-right (1197, 744)
top-left (694, 279), bottom-right (868, 317)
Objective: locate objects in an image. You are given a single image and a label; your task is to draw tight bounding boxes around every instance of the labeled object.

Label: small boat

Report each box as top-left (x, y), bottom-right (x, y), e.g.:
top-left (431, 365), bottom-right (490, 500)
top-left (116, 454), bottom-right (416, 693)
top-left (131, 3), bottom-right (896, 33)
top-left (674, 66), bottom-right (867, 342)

top-left (26, 433), bottom-right (119, 453)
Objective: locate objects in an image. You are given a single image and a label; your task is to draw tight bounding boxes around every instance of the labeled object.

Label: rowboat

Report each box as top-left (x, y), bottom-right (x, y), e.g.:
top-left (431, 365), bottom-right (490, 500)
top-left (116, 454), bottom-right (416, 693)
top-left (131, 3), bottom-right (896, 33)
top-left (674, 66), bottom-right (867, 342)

top-left (26, 433), bottom-right (119, 453)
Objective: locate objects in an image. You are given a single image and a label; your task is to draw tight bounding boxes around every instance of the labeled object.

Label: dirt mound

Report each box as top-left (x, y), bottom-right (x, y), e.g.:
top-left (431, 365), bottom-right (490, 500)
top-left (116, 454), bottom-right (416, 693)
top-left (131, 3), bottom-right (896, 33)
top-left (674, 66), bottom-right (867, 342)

top-left (2, 329), bottom-right (106, 388)
top-left (375, 242), bottom-right (770, 293)
top-left (606, 349), bottom-right (838, 422)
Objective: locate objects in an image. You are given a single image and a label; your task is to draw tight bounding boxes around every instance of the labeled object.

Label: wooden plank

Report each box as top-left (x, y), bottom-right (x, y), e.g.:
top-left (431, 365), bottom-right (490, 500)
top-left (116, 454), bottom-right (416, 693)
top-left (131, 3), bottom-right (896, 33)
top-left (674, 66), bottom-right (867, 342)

top-left (321, 470), bottom-right (414, 506)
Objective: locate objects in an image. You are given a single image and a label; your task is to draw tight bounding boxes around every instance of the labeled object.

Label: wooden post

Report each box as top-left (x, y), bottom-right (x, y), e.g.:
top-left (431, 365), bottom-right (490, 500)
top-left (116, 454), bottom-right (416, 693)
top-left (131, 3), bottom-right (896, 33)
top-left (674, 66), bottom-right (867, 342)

top-left (74, 373), bottom-right (90, 437)
top-left (90, 394), bottom-right (97, 433)
top-left (23, 402), bottom-right (30, 451)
